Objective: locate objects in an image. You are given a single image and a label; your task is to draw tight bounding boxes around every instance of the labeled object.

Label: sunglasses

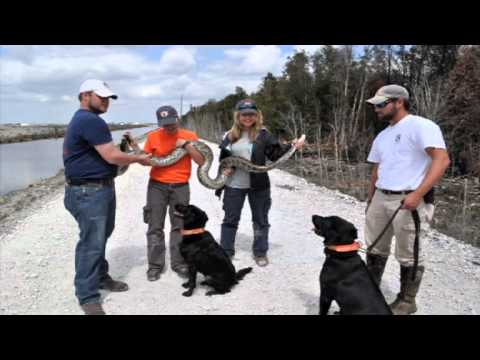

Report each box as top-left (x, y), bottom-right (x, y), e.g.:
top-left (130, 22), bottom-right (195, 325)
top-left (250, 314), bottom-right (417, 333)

top-left (240, 113), bottom-right (257, 117)
top-left (374, 98), bottom-right (396, 109)
top-left (238, 104), bottom-right (257, 111)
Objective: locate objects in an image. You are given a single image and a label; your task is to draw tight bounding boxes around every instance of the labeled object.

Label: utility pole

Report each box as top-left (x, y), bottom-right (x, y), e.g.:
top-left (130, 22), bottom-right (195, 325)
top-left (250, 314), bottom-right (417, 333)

top-left (180, 94), bottom-right (183, 121)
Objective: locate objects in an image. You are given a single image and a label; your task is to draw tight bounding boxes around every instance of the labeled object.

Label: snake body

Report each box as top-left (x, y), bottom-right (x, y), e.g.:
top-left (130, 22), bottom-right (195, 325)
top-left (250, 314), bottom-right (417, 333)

top-left (118, 135), bottom-right (302, 190)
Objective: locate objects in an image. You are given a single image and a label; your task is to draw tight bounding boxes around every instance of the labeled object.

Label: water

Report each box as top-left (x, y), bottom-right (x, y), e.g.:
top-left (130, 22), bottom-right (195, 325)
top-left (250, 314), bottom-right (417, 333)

top-left (0, 126), bottom-right (156, 196)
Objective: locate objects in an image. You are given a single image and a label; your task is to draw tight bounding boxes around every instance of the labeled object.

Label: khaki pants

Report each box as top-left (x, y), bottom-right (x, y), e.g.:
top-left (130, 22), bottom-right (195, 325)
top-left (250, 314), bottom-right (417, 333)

top-left (365, 189), bottom-right (434, 266)
top-left (143, 179), bottom-right (190, 271)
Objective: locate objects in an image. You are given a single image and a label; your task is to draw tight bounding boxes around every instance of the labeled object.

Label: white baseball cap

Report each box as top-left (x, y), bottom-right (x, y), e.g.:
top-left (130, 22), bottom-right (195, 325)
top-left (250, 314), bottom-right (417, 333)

top-left (366, 84), bottom-right (409, 105)
top-left (79, 79), bottom-right (118, 99)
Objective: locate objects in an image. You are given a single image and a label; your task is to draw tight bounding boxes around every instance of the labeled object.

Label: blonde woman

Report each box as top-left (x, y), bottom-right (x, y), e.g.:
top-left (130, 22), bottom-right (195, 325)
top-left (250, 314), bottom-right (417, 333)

top-left (217, 99), bottom-right (305, 266)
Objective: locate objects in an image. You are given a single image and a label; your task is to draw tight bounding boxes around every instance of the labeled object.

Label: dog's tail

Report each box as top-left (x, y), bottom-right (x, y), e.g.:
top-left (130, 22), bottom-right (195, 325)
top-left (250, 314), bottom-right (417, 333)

top-left (235, 267), bottom-right (253, 281)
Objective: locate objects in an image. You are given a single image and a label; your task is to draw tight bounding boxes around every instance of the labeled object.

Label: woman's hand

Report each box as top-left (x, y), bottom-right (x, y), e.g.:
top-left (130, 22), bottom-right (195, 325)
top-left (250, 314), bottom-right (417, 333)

top-left (292, 134), bottom-right (306, 150)
top-left (223, 167), bottom-right (234, 176)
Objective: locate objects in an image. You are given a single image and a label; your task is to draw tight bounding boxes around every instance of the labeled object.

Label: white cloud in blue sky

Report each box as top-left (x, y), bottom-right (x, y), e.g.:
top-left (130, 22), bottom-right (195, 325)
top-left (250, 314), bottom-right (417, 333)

top-left (0, 45), bottom-right (332, 124)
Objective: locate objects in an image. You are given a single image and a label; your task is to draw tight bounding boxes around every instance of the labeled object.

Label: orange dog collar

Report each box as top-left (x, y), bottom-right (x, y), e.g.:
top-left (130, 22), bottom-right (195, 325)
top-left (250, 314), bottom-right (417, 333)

top-left (181, 228), bottom-right (205, 236)
top-left (327, 241), bottom-right (361, 252)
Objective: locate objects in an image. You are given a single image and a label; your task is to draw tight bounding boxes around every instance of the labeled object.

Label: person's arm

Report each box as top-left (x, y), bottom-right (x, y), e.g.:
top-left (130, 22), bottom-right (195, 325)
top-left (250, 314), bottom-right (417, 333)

top-left (95, 142), bottom-right (152, 166)
top-left (402, 148), bottom-right (450, 210)
top-left (175, 139), bottom-right (205, 166)
top-left (264, 132), bottom-right (294, 161)
top-left (367, 163), bottom-right (379, 204)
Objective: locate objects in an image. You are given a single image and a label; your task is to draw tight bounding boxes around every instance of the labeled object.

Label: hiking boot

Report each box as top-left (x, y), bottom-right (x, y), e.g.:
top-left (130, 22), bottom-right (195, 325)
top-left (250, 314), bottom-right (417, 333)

top-left (81, 303), bottom-right (106, 315)
top-left (390, 265), bottom-right (425, 315)
top-left (147, 269), bottom-right (162, 282)
top-left (254, 256), bottom-right (269, 267)
top-left (366, 253), bottom-right (388, 286)
top-left (99, 275), bottom-right (129, 292)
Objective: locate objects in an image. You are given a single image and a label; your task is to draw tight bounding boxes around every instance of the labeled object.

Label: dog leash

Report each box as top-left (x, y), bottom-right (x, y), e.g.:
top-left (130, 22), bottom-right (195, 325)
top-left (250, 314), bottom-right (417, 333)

top-left (364, 200), bottom-right (421, 280)
top-left (366, 202), bottom-right (404, 252)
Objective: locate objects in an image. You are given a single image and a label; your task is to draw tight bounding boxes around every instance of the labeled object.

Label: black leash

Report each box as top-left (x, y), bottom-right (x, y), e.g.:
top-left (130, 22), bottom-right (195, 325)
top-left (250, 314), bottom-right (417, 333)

top-left (411, 209), bottom-right (421, 280)
top-left (367, 200), bottom-right (421, 280)
top-left (367, 202), bottom-right (403, 252)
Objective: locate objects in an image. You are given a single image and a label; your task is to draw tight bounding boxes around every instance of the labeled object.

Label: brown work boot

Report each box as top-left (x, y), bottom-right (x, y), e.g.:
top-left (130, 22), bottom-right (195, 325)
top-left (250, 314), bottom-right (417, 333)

top-left (390, 265), bottom-right (424, 315)
top-left (366, 253), bottom-right (388, 286)
top-left (99, 275), bottom-right (129, 292)
top-left (81, 303), bottom-right (106, 315)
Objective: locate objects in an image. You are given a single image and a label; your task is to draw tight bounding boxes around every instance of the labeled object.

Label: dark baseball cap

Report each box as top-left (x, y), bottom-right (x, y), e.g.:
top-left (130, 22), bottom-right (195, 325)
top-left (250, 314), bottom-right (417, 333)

top-left (236, 99), bottom-right (258, 114)
top-left (156, 105), bottom-right (178, 127)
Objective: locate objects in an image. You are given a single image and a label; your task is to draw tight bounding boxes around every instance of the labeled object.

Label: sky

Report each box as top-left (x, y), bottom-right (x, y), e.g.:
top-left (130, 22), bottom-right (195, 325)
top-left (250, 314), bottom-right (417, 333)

top-left (0, 45), bottom-right (340, 125)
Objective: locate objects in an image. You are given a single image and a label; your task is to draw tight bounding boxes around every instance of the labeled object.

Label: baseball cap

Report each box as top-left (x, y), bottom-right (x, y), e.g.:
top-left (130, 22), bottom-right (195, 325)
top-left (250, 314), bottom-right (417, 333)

top-left (79, 79), bottom-right (118, 99)
top-left (236, 99), bottom-right (258, 114)
top-left (156, 105), bottom-right (178, 127)
top-left (366, 84), bottom-right (409, 105)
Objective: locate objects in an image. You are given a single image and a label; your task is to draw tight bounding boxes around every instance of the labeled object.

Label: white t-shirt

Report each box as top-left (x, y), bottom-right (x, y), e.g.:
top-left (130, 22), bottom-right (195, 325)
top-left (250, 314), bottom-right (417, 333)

top-left (225, 131), bottom-right (252, 189)
top-left (367, 114), bottom-right (447, 191)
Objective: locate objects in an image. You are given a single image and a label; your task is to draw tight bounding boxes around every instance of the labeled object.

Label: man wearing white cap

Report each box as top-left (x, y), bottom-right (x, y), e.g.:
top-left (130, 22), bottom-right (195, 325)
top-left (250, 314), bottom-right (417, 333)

top-left (63, 79), bottom-right (152, 315)
top-left (364, 84), bottom-right (450, 315)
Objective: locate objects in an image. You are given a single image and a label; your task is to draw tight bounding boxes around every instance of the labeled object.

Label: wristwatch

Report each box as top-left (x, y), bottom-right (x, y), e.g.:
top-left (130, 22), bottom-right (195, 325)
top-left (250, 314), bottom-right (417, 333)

top-left (182, 141), bottom-right (191, 149)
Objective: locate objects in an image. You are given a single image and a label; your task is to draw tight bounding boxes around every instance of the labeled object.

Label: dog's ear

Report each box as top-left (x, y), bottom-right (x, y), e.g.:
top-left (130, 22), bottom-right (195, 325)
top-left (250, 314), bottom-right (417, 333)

top-left (338, 224), bottom-right (358, 244)
top-left (351, 227), bottom-right (358, 240)
top-left (323, 228), bottom-right (341, 245)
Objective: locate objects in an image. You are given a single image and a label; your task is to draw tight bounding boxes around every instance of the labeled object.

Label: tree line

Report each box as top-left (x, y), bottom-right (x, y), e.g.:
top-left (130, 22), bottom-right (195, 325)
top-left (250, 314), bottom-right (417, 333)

top-left (184, 45), bottom-right (480, 178)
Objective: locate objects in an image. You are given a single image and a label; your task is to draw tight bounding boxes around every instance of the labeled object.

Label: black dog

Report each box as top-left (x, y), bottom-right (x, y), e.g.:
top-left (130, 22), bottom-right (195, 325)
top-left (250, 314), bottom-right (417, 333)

top-left (312, 215), bottom-right (392, 315)
top-left (174, 204), bottom-right (252, 297)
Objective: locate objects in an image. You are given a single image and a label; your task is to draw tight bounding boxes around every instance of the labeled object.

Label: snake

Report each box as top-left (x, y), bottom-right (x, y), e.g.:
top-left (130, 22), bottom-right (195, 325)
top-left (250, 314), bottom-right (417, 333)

top-left (117, 132), bottom-right (305, 190)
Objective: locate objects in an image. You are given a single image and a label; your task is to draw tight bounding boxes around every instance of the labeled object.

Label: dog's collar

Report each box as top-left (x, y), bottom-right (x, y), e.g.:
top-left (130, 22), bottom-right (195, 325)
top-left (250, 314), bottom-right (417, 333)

top-left (181, 228), bottom-right (205, 236)
top-left (326, 240), bottom-right (361, 253)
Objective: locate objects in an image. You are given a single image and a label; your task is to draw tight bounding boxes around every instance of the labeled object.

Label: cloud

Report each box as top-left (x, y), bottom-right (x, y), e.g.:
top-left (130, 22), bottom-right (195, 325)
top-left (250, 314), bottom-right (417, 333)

top-left (157, 46), bottom-right (196, 74)
top-left (0, 45), bottom-right (295, 124)
top-left (294, 45), bottom-right (326, 55)
top-left (223, 45), bottom-right (285, 75)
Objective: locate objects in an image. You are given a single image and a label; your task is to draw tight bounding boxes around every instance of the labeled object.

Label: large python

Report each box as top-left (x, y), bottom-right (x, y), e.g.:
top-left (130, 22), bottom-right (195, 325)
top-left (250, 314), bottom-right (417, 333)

top-left (118, 132), bottom-right (305, 190)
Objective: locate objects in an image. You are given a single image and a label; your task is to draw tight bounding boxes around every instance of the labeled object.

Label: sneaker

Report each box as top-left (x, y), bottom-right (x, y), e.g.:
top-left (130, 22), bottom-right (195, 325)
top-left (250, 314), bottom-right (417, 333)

top-left (147, 269), bottom-right (162, 282)
top-left (254, 256), bottom-right (269, 267)
top-left (81, 303), bottom-right (106, 315)
top-left (99, 275), bottom-right (129, 292)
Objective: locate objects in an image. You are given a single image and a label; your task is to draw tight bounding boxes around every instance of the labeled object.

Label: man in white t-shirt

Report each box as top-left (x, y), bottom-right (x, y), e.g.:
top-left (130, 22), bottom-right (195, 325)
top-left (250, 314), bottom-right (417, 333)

top-left (364, 84), bottom-right (450, 315)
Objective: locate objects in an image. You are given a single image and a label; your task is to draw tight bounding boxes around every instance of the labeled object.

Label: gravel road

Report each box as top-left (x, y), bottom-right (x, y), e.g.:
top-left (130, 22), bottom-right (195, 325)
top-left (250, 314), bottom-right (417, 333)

top-left (1, 140), bottom-right (479, 315)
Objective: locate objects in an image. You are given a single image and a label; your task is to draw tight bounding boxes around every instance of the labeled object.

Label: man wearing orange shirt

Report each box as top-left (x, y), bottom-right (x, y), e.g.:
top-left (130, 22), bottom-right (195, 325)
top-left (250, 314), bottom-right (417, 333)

top-left (143, 105), bottom-right (205, 281)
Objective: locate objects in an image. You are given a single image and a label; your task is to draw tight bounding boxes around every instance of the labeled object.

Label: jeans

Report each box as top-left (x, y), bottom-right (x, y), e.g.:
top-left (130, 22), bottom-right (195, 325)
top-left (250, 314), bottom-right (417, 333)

top-left (143, 180), bottom-right (190, 272)
top-left (64, 184), bottom-right (116, 305)
top-left (220, 186), bottom-right (271, 257)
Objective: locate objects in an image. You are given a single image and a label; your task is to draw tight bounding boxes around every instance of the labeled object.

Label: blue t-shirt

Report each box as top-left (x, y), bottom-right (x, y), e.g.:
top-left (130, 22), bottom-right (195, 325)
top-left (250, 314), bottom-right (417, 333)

top-left (63, 109), bottom-right (117, 179)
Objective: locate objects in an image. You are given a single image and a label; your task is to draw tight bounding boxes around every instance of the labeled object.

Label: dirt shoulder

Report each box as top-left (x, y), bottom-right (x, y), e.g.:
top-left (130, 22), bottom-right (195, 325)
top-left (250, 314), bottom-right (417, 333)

top-left (0, 170), bottom-right (66, 236)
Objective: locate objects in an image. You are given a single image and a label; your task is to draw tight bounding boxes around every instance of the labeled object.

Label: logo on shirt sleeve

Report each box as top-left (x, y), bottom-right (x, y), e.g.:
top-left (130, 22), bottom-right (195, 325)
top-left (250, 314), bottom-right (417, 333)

top-left (395, 134), bottom-right (401, 143)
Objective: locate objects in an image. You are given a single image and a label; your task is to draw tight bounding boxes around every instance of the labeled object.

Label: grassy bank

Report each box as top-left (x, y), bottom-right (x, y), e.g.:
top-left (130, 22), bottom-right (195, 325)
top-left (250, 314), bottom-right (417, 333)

top-left (0, 124), bottom-right (151, 144)
top-left (279, 155), bottom-right (480, 249)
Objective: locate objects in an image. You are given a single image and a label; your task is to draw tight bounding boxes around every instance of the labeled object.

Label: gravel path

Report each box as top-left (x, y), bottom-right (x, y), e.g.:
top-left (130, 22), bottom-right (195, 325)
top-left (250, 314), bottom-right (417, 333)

top-left (1, 140), bottom-right (479, 315)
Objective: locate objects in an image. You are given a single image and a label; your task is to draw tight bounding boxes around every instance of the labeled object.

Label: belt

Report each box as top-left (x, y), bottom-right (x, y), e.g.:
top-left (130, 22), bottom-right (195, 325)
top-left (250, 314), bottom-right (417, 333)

top-left (149, 179), bottom-right (188, 188)
top-left (66, 178), bottom-right (114, 187)
top-left (377, 188), bottom-right (413, 195)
